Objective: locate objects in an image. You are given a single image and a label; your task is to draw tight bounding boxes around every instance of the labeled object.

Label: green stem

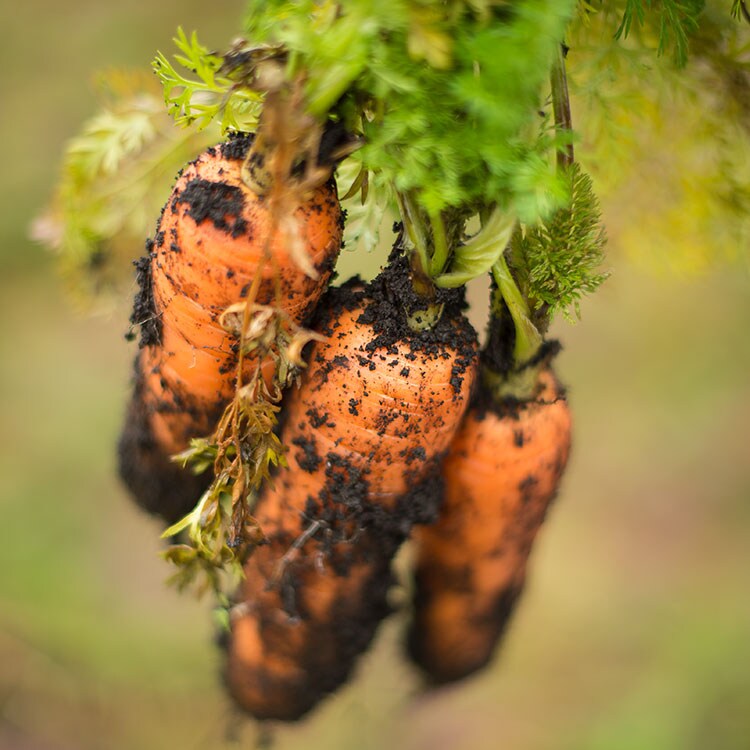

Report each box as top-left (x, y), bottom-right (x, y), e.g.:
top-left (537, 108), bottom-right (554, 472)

top-left (550, 43), bottom-right (574, 171)
top-left (428, 210), bottom-right (449, 276)
top-left (484, 255), bottom-right (544, 400)
top-left (394, 191), bottom-right (445, 331)
top-left (481, 39), bottom-right (575, 399)
top-left (286, 49), bottom-right (300, 79)
top-left (395, 190), bottom-right (430, 278)
top-left (433, 208), bottom-right (516, 288)
top-left (491, 255), bottom-right (542, 368)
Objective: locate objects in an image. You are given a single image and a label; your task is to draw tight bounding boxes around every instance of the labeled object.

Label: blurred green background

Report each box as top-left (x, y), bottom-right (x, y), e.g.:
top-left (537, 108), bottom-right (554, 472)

top-left (1, 2), bottom-right (749, 749)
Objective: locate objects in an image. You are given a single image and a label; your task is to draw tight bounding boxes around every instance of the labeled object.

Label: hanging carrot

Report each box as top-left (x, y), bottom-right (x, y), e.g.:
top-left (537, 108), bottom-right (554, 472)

top-left (407, 363), bottom-right (571, 683)
top-left (224, 258), bottom-right (478, 720)
top-left (118, 134), bottom-right (343, 522)
top-left (406, 45), bottom-right (605, 674)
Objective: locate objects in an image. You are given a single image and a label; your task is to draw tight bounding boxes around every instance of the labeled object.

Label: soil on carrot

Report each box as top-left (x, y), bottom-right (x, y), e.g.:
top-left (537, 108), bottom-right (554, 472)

top-left (296, 453), bottom-right (445, 573)
top-left (222, 469), bottom-right (446, 721)
top-left (218, 131), bottom-right (253, 161)
top-left (222, 543), bottom-right (395, 721)
top-left (314, 253), bottom-right (478, 399)
top-left (127, 240), bottom-right (161, 348)
top-left (117, 355), bottom-right (214, 522)
top-left (172, 179), bottom-right (250, 238)
top-left (481, 298), bottom-right (516, 378)
top-left (158, 144), bottom-right (342, 321)
top-left (274, 550), bottom-right (394, 720)
top-left (475, 341), bottom-right (565, 421)
top-left (359, 249), bottom-right (477, 397)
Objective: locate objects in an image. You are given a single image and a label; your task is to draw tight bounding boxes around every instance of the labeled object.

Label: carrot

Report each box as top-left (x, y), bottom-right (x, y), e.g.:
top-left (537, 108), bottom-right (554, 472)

top-left (117, 134), bottom-right (343, 522)
top-left (223, 261), bottom-right (478, 720)
top-left (407, 365), bottom-right (572, 684)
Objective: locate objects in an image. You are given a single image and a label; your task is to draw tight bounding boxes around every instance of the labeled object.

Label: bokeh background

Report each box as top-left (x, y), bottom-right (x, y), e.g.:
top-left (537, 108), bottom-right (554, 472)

top-left (1, 2), bottom-right (749, 749)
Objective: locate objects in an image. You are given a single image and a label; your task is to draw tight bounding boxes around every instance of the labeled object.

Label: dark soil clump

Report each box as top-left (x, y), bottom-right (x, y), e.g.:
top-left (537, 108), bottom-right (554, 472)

top-left (219, 131), bottom-right (254, 161)
top-left (356, 248), bottom-right (478, 397)
top-left (128, 242), bottom-right (161, 347)
top-left (117, 355), bottom-right (212, 523)
top-left (172, 179), bottom-right (248, 238)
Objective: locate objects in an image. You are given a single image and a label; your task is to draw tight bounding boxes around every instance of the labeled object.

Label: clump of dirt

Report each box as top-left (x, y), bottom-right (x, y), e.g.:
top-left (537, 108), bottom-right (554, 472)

top-left (219, 131), bottom-right (254, 161)
top-left (127, 240), bottom-right (161, 348)
top-left (356, 247), bottom-right (478, 397)
top-left (117, 354), bottom-right (213, 523)
top-left (172, 179), bottom-right (248, 238)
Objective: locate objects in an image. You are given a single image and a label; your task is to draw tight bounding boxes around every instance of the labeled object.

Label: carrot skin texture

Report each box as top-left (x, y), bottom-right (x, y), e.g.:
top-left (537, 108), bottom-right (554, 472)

top-left (224, 287), bottom-right (478, 720)
top-left (407, 369), bottom-right (572, 684)
top-left (117, 137), bottom-right (343, 521)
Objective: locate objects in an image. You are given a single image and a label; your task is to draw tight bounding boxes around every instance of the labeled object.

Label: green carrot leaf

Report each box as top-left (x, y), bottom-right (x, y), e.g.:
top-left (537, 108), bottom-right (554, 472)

top-left (31, 70), bottom-right (216, 307)
top-left (435, 211), bottom-right (517, 288)
top-left (152, 28), bottom-right (263, 131)
top-left (518, 164), bottom-right (609, 320)
top-left (613, 0), bottom-right (704, 66)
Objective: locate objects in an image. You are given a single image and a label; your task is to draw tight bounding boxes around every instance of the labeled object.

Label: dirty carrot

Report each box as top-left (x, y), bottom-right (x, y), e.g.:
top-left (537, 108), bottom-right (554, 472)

top-left (406, 58), bottom-right (603, 678)
top-left (224, 257), bottom-right (478, 720)
top-left (118, 134), bottom-right (343, 522)
top-left (407, 364), bottom-right (572, 684)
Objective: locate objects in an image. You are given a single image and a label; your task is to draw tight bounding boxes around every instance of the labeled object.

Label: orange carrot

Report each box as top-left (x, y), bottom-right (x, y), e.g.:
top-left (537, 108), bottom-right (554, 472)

top-left (407, 367), bottom-right (571, 683)
top-left (118, 135), bottom-right (343, 521)
top-left (224, 266), bottom-right (478, 720)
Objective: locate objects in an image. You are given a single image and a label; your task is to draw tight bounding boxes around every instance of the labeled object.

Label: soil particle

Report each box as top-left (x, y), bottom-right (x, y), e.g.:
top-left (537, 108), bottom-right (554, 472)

top-left (219, 131), bottom-right (254, 161)
top-left (128, 242), bottom-right (161, 348)
top-left (174, 178), bottom-right (248, 238)
top-left (292, 435), bottom-right (322, 473)
top-left (332, 354), bottom-right (350, 369)
top-left (402, 445), bottom-right (426, 465)
top-left (305, 407), bottom-right (330, 429)
top-left (518, 474), bottom-right (539, 506)
top-left (357, 355), bottom-right (376, 371)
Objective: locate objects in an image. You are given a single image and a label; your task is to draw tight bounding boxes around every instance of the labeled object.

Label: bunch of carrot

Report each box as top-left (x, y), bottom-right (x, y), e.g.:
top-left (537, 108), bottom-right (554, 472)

top-left (113, 3), bottom-right (606, 724)
top-left (119, 133), bottom-right (579, 717)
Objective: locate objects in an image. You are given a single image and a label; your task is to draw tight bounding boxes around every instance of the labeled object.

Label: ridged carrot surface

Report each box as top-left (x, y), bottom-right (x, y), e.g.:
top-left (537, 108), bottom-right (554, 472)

top-left (407, 368), bottom-right (571, 683)
top-left (118, 136), bottom-right (343, 521)
top-left (224, 281), bottom-right (478, 720)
